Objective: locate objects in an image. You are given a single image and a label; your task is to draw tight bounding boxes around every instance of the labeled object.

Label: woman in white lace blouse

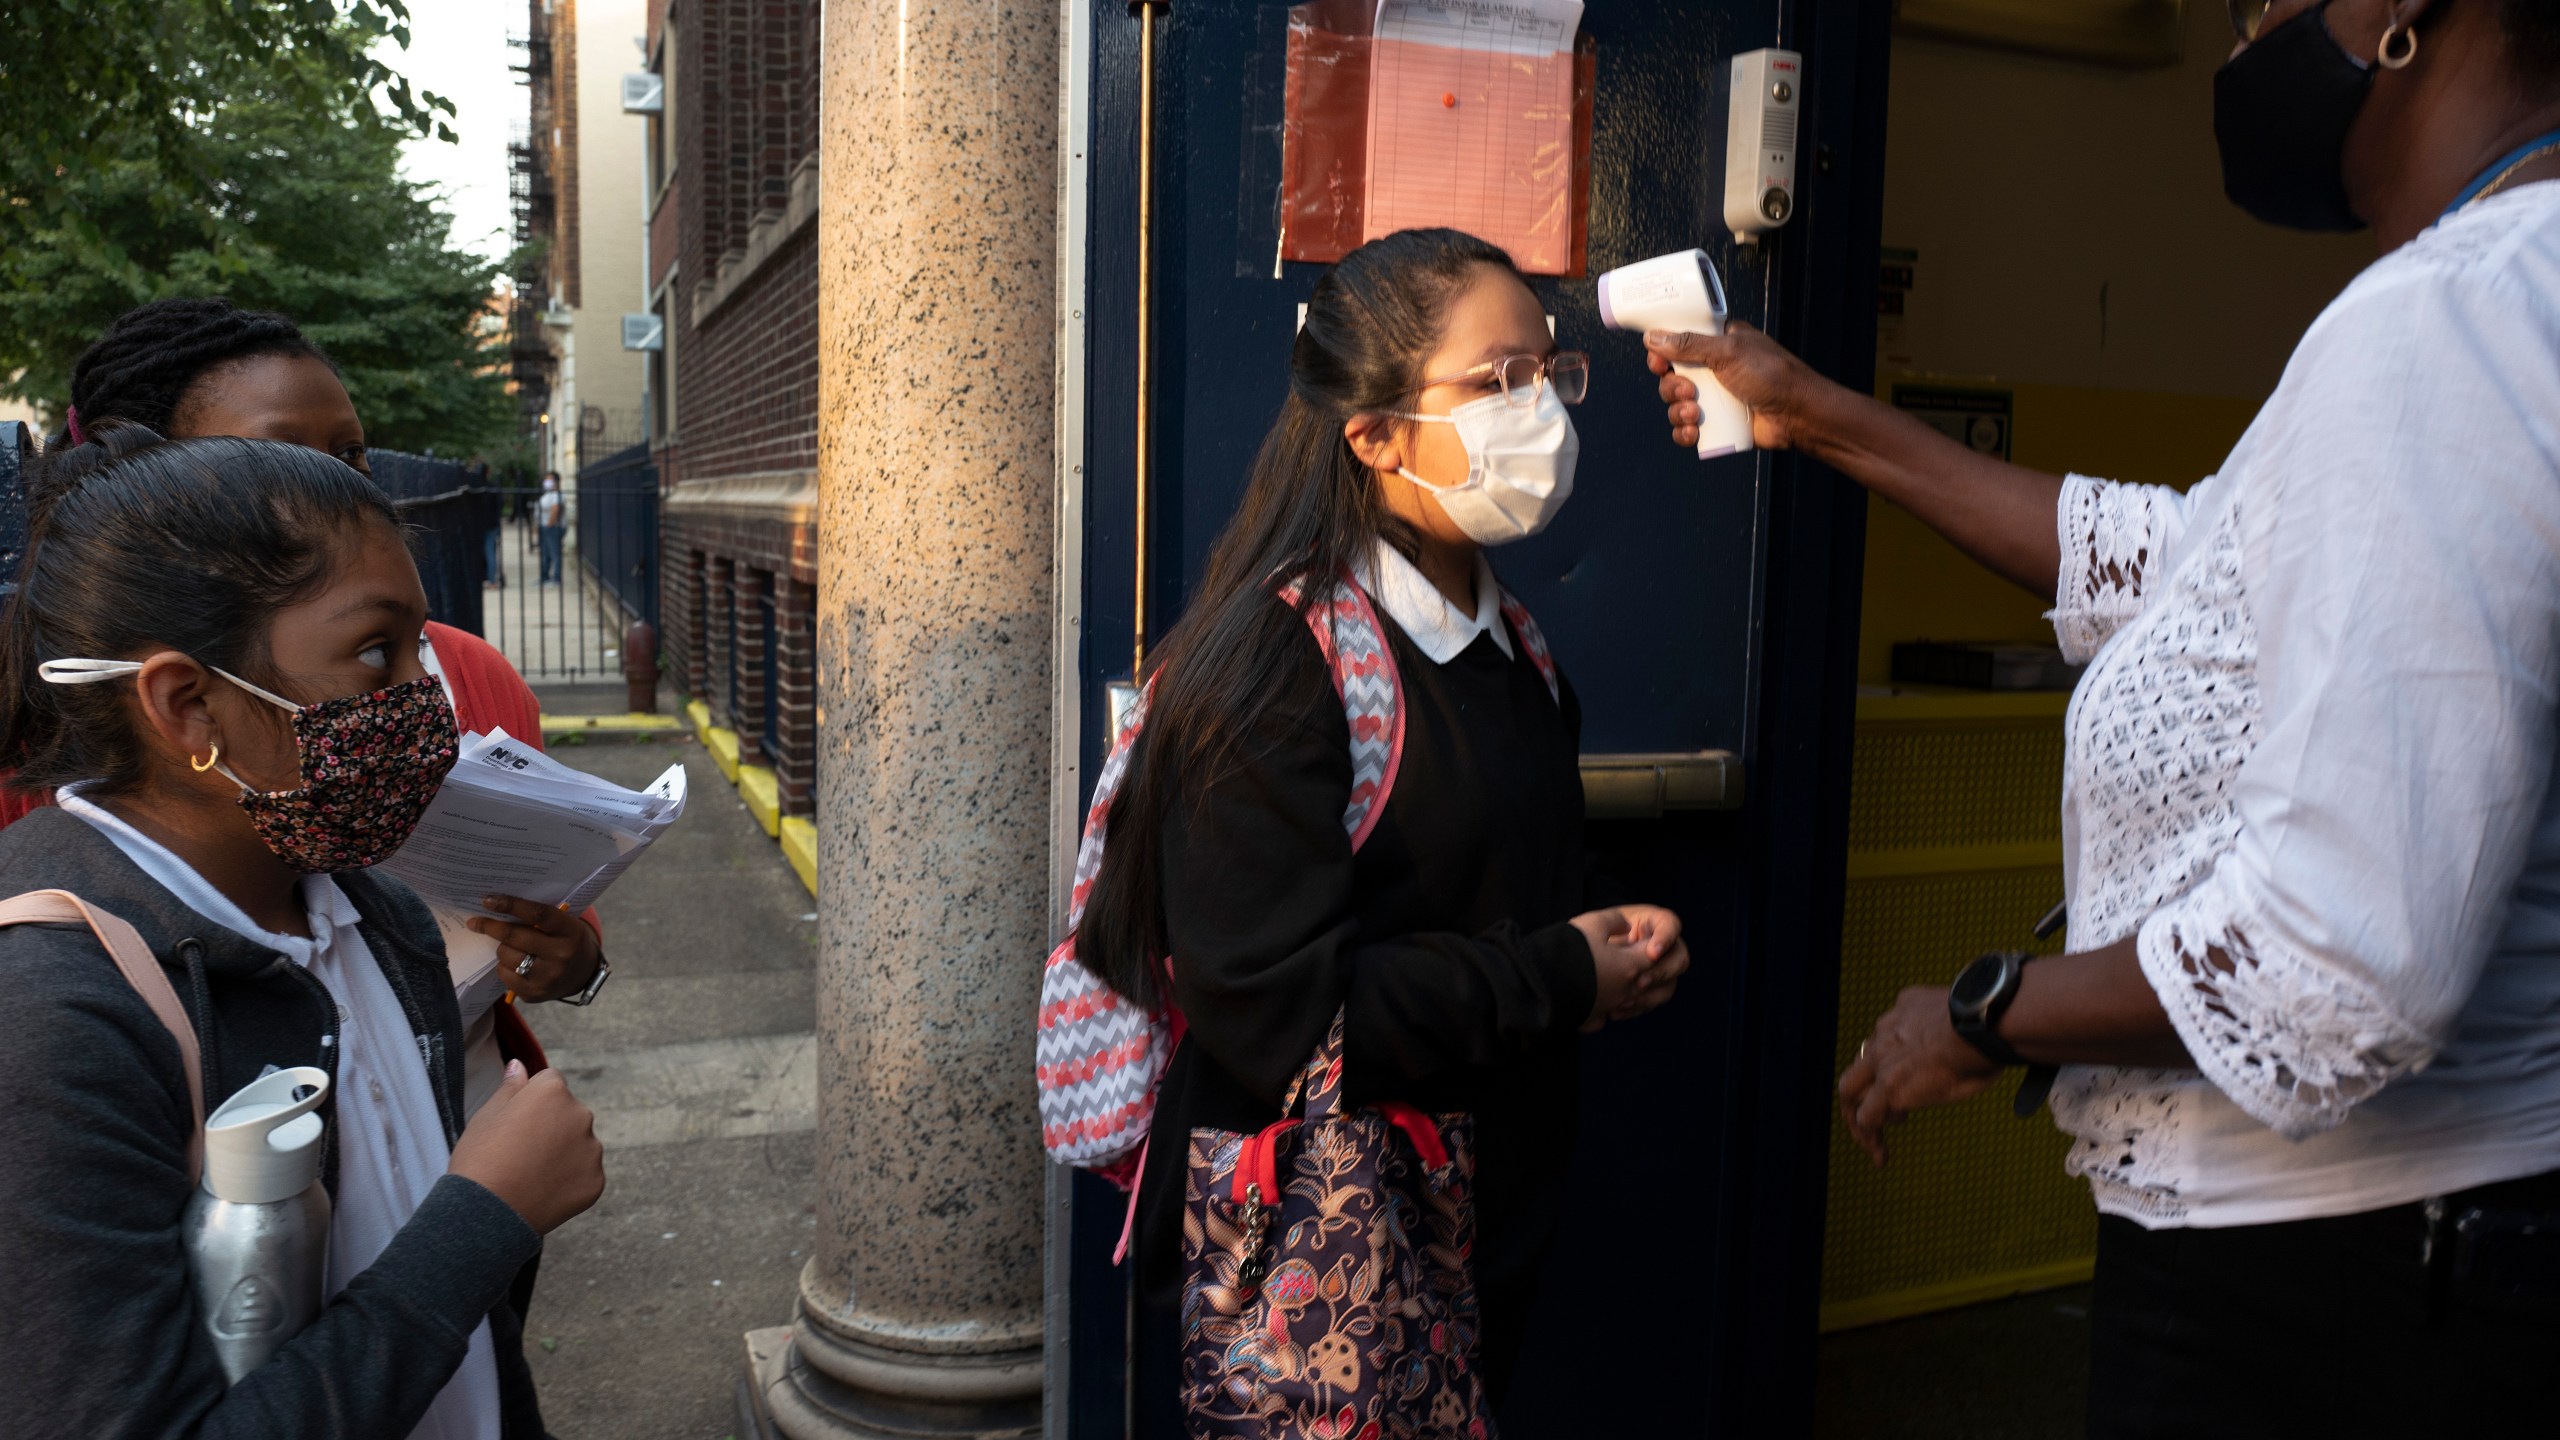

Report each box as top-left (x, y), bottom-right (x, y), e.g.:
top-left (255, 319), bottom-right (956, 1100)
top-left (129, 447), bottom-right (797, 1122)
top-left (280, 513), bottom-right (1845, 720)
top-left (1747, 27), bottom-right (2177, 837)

top-left (1652, 0), bottom-right (2560, 1433)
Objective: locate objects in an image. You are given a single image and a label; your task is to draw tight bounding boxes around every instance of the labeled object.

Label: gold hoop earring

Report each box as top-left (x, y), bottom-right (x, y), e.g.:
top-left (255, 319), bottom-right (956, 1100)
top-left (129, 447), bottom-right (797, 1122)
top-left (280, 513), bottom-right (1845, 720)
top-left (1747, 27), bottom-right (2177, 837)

top-left (190, 743), bottom-right (221, 774)
top-left (2378, 22), bottom-right (2418, 70)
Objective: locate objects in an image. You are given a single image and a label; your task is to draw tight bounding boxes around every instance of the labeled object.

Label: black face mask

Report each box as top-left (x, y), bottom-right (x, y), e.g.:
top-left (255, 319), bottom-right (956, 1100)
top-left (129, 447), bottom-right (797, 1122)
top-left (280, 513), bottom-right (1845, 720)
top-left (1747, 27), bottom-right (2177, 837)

top-left (2213, 2), bottom-right (2375, 232)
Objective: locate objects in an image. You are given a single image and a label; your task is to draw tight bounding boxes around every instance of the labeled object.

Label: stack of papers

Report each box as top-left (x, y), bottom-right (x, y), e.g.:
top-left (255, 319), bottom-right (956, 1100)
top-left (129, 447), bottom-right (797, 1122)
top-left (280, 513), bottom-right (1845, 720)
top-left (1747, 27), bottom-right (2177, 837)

top-left (383, 729), bottom-right (687, 919)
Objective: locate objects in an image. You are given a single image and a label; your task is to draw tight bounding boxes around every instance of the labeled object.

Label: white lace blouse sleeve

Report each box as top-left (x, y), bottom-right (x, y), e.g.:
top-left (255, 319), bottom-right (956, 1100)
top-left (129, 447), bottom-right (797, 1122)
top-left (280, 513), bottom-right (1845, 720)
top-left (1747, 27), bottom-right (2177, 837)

top-left (2134, 259), bottom-right (2560, 1140)
top-left (2048, 472), bottom-right (2203, 665)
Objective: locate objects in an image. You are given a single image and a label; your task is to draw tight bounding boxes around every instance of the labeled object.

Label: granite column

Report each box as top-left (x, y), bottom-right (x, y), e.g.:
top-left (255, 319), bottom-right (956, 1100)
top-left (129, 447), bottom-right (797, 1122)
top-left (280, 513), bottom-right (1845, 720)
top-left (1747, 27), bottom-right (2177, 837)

top-left (752, 0), bottom-right (1057, 1433)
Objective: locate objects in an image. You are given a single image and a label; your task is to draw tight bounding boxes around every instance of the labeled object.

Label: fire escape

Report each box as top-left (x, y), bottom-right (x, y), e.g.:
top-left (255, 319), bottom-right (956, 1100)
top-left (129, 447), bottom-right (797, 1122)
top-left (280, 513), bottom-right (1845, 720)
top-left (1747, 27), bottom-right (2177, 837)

top-left (506, 12), bottom-right (558, 436)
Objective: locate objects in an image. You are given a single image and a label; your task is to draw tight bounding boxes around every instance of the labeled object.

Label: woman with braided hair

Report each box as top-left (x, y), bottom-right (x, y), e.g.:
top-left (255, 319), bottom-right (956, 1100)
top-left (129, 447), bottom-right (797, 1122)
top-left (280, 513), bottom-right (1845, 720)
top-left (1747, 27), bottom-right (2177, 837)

top-left (15, 298), bottom-right (608, 1103)
top-left (55, 297), bottom-right (368, 464)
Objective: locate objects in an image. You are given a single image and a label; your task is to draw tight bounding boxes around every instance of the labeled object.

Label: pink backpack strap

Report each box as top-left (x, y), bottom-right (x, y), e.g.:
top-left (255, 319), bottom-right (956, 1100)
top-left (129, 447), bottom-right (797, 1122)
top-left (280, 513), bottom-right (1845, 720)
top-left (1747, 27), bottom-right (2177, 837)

top-left (1496, 587), bottom-right (1561, 706)
top-left (1276, 573), bottom-right (1406, 850)
top-left (1060, 682), bottom-right (1153, 932)
top-left (0, 889), bottom-right (204, 1182)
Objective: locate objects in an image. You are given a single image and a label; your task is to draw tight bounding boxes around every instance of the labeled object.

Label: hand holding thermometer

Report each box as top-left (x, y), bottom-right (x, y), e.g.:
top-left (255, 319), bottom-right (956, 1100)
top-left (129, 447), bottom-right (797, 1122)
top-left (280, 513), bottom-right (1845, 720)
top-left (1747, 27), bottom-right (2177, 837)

top-left (1596, 250), bottom-right (1755, 460)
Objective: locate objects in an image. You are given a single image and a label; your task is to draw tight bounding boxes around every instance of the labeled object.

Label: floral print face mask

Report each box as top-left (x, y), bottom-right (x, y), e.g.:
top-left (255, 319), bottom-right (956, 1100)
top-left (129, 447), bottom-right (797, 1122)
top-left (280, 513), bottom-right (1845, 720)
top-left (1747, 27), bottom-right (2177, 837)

top-left (40, 659), bottom-right (459, 873)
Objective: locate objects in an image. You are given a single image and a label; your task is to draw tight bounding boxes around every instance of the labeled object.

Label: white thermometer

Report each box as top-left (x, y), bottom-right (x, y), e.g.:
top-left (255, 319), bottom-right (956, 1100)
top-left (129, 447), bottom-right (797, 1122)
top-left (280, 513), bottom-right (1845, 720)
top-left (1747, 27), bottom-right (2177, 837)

top-left (1596, 249), bottom-right (1754, 460)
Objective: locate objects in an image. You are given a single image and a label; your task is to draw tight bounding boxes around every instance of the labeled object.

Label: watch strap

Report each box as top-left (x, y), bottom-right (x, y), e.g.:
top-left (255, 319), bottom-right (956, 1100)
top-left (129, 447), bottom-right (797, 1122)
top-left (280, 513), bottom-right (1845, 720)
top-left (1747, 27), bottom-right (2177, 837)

top-left (2013, 1062), bottom-right (2059, 1117)
top-left (559, 955), bottom-right (612, 1007)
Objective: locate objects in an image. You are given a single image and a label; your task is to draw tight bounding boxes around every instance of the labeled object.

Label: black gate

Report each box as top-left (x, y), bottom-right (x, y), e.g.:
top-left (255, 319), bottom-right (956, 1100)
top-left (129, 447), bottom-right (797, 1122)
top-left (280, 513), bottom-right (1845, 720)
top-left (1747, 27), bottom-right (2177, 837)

top-left (576, 440), bottom-right (660, 634)
top-left (471, 435), bottom-right (659, 684)
top-left (368, 448), bottom-right (490, 638)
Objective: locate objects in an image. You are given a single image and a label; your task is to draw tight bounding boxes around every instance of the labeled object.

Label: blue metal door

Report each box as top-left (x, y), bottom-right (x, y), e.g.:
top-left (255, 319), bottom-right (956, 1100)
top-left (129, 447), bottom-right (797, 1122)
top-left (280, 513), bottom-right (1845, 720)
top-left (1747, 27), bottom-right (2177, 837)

top-left (1064, 3), bottom-right (1890, 1430)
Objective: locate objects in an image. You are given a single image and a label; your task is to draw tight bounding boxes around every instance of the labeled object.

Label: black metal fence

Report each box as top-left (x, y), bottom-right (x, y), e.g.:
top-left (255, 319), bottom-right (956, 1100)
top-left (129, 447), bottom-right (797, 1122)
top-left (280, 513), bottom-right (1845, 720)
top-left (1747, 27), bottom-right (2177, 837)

top-left (368, 448), bottom-right (492, 637)
top-left (371, 441), bottom-right (659, 683)
top-left (576, 440), bottom-right (659, 633)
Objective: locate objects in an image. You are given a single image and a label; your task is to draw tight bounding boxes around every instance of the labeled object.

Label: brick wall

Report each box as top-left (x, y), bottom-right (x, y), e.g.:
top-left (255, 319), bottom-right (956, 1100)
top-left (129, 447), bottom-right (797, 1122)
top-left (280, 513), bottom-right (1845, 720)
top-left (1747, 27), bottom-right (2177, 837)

top-left (649, 0), bottom-right (821, 817)
top-left (660, 506), bottom-right (817, 814)
top-left (556, 0), bottom-right (581, 307)
top-left (663, 227), bottom-right (818, 484)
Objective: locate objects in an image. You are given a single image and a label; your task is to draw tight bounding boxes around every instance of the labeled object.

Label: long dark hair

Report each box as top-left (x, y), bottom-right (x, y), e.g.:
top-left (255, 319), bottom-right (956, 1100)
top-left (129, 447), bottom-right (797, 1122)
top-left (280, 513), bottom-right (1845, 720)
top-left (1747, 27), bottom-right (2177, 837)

top-left (0, 423), bottom-right (397, 797)
top-left (1076, 228), bottom-right (1522, 1009)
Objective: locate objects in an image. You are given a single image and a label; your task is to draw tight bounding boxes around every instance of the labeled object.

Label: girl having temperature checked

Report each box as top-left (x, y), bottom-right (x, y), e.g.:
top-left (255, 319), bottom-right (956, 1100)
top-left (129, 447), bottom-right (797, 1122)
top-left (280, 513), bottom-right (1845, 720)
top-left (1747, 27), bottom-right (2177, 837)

top-left (0, 426), bottom-right (604, 1439)
top-left (1064, 228), bottom-right (1690, 1433)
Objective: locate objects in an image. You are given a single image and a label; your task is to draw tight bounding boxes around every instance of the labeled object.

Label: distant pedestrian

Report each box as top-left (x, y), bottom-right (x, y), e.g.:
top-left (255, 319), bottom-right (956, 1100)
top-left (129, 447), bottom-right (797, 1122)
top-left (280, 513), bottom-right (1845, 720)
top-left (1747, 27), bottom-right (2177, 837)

top-left (483, 504), bottom-right (506, 591)
top-left (535, 471), bottom-right (565, 585)
top-left (0, 424), bottom-right (604, 1437)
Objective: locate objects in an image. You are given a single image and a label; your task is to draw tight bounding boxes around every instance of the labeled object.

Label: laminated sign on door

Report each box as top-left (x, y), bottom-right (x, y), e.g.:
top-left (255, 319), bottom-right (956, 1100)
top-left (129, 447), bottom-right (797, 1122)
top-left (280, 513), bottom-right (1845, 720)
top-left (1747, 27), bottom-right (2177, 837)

top-left (1280, 0), bottom-right (1596, 275)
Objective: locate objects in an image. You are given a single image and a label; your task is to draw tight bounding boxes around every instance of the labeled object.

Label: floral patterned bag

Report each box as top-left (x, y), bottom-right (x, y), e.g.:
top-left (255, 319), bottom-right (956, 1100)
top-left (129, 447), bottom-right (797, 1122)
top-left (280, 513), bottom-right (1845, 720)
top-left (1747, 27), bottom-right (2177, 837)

top-left (1179, 1013), bottom-right (1491, 1440)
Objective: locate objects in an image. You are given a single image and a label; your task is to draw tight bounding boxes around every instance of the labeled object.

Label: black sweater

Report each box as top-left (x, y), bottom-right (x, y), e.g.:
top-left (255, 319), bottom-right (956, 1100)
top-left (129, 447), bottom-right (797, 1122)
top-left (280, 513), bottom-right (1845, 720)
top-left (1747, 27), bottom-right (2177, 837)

top-left (0, 807), bottom-right (546, 1440)
top-left (1132, 595), bottom-right (1600, 1380)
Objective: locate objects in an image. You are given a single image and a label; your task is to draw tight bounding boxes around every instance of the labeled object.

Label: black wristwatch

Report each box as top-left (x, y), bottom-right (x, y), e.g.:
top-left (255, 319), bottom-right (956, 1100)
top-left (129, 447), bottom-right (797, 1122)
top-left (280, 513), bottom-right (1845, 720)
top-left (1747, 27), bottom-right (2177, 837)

top-left (1948, 949), bottom-right (2031, 1067)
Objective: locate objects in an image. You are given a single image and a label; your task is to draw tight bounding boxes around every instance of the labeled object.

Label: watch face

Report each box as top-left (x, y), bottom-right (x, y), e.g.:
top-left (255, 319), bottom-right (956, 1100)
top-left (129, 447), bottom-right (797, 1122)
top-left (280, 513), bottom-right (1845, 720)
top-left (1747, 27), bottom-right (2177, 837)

top-left (1950, 953), bottom-right (2008, 1012)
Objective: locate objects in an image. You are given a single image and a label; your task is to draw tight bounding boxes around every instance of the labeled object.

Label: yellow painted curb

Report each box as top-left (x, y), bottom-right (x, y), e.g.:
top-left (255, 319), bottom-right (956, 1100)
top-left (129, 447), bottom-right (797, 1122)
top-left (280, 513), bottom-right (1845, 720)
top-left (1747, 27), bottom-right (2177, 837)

top-left (738, 765), bottom-right (781, 838)
top-left (780, 817), bottom-right (817, 896)
top-left (704, 727), bottom-right (741, 783)
top-left (541, 712), bottom-right (683, 735)
top-left (679, 697), bottom-right (809, 895)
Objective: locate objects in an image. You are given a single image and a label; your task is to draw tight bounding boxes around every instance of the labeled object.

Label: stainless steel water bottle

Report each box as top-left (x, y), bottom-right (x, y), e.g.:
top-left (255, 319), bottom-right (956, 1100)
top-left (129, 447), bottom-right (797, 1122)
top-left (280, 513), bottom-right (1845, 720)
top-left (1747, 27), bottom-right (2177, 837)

top-left (179, 1066), bottom-right (332, 1383)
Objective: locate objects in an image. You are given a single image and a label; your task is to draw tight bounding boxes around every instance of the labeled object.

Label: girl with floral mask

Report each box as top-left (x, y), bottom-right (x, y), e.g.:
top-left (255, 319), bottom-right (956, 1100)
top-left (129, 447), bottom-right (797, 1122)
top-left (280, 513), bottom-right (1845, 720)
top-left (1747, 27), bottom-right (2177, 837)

top-left (1073, 228), bottom-right (1690, 1432)
top-left (31, 297), bottom-right (609, 1033)
top-left (0, 425), bottom-right (603, 1439)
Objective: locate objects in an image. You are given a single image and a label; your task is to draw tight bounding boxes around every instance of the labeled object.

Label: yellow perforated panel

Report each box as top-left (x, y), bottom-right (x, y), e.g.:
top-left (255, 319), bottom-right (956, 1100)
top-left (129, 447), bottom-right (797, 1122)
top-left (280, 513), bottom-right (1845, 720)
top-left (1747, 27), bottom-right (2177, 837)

top-left (1846, 718), bottom-right (2065, 853)
top-left (1821, 697), bottom-right (2096, 1331)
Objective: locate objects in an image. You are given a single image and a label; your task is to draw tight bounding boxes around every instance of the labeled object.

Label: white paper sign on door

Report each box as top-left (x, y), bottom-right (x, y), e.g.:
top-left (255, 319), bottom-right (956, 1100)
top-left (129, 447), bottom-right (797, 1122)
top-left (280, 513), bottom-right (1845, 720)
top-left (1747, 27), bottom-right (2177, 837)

top-left (1362, 0), bottom-right (1585, 275)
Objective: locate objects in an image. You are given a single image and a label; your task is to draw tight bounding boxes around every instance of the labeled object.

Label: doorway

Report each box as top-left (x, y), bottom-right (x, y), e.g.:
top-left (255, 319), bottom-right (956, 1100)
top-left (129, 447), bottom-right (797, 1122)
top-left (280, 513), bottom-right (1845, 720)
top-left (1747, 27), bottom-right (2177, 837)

top-left (1811, 5), bottom-right (2369, 1434)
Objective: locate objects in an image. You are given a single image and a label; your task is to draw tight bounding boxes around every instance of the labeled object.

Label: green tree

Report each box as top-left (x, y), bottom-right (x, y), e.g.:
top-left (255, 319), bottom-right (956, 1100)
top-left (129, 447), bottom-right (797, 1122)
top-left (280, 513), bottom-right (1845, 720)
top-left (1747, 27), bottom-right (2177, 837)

top-left (0, 0), bottom-right (450, 225)
top-left (0, 4), bottom-right (515, 457)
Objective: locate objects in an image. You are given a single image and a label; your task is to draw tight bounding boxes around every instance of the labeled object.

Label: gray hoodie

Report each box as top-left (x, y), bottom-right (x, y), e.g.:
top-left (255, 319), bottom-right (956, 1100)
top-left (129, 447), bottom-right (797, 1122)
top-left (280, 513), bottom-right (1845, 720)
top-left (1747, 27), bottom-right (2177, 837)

top-left (0, 806), bottom-right (549, 1440)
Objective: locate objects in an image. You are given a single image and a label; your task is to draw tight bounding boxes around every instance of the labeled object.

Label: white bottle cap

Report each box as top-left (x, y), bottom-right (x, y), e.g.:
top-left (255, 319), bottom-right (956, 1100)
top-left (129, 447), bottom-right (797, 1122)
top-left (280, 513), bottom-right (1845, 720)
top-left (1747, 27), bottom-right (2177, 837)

top-left (202, 1066), bottom-right (330, 1205)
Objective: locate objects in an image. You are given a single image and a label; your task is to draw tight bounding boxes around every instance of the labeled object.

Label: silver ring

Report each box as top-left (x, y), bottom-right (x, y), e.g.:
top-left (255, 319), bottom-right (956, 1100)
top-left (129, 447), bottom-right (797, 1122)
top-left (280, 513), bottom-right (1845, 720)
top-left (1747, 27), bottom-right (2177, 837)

top-left (1858, 1040), bottom-right (1869, 1061)
top-left (514, 955), bottom-right (535, 978)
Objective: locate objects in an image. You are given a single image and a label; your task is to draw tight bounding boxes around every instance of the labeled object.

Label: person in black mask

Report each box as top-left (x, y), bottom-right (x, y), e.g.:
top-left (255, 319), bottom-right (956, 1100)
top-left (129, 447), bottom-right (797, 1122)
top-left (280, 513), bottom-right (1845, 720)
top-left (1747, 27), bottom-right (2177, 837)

top-left (1647, 1), bottom-right (2560, 1435)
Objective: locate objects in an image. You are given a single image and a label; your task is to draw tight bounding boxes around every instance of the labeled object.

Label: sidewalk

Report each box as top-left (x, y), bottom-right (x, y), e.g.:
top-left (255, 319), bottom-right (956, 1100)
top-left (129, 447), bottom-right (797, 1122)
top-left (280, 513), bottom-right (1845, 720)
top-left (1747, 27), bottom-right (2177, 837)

top-left (512, 717), bottom-right (819, 1439)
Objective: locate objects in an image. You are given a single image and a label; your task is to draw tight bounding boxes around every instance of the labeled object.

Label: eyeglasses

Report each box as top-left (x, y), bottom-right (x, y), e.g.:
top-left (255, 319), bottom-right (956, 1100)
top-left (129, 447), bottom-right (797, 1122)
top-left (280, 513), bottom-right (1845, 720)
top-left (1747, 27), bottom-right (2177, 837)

top-left (1414, 351), bottom-right (1590, 409)
top-left (2227, 0), bottom-right (2274, 41)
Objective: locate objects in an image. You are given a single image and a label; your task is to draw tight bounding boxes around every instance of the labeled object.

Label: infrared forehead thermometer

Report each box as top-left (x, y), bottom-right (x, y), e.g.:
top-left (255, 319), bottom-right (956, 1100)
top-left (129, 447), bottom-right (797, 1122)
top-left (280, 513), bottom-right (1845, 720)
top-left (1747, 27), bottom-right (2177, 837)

top-left (1596, 250), bottom-right (1754, 460)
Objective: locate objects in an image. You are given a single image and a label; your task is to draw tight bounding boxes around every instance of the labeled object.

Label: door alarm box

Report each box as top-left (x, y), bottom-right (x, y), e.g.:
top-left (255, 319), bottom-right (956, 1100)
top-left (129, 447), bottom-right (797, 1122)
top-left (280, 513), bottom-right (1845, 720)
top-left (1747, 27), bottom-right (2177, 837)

top-left (1723, 48), bottom-right (1801, 243)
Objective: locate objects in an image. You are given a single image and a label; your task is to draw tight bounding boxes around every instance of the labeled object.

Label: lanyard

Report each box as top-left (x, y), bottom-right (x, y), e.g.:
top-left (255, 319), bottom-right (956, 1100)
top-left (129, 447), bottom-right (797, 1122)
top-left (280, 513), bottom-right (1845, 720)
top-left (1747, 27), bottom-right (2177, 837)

top-left (2443, 127), bottom-right (2560, 219)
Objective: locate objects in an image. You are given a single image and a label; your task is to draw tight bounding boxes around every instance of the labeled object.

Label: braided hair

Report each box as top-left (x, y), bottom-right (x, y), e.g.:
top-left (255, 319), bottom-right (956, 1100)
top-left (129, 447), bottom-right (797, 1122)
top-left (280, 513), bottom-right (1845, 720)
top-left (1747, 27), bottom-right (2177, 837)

top-left (64, 299), bottom-right (329, 440)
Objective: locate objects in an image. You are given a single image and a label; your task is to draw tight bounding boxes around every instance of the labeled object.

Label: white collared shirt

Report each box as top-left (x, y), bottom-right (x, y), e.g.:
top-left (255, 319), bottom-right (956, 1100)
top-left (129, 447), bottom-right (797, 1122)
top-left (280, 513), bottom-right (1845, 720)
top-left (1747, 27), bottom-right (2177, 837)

top-left (1359, 541), bottom-right (1514, 665)
top-left (58, 789), bottom-right (503, 1440)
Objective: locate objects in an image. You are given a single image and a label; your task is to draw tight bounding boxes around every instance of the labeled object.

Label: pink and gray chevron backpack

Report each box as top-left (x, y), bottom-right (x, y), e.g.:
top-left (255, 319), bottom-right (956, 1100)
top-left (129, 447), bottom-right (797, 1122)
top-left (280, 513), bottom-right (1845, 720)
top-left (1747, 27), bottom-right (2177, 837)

top-left (1035, 569), bottom-right (1558, 1192)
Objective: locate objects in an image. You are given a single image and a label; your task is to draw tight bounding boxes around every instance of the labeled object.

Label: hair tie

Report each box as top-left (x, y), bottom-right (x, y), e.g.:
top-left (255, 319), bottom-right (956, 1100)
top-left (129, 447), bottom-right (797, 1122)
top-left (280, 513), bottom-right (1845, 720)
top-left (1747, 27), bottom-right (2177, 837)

top-left (64, 405), bottom-right (85, 447)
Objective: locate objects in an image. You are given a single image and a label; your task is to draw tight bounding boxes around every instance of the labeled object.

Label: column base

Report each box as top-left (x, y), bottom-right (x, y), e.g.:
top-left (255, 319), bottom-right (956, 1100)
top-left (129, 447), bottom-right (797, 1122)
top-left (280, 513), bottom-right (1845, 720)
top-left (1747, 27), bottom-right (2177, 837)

top-left (743, 1321), bottom-right (1042, 1440)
